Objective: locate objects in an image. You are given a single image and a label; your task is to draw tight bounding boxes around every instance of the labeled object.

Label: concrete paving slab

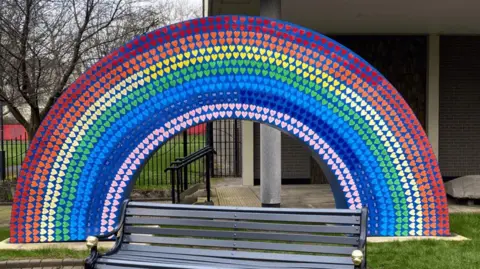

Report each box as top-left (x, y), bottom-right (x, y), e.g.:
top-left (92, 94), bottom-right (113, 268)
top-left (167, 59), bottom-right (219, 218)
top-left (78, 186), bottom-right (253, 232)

top-left (0, 238), bottom-right (114, 250)
top-left (368, 233), bottom-right (469, 243)
top-left (0, 205), bottom-right (11, 227)
top-left (216, 186), bottom-right (260, 207)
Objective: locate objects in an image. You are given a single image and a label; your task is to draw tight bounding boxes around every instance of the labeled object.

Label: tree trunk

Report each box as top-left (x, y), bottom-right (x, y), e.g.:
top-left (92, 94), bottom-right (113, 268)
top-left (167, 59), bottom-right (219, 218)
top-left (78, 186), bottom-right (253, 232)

top-left (26, 117), bottom-right (40, 141)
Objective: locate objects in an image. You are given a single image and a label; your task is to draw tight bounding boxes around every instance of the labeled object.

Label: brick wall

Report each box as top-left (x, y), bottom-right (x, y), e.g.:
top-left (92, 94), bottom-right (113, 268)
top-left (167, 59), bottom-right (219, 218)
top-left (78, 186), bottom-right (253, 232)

top-left (439, 36), bottom-right (480, 177)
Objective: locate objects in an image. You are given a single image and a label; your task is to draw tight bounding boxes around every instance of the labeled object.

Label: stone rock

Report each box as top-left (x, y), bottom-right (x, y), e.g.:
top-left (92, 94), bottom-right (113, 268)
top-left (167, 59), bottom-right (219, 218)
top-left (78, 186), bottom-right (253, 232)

top-left (445, 175), bottom-right (480, 199)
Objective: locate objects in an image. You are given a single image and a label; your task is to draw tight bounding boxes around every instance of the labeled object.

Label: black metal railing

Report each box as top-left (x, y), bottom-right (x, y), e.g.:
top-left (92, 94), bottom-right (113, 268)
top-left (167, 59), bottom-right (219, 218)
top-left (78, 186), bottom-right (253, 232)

top-left (0, 132), bottom-right (29, 181)
top-left (135, 128), bottom-right (206, 187)
top-left (211, 120), bottom-right (241, 178)
top-left (165, 146), bottom-right (216, 204)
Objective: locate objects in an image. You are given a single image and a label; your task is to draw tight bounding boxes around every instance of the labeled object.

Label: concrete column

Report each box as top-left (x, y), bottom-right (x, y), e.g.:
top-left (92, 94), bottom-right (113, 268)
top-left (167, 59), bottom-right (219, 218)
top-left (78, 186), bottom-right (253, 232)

top-left (427, 35), bottom-right (440, 158)
top-left (242, 121), bottom-right (254, 186)
top-left (260, 124), bottom-right (281, 206)
top-left (260, 0), bottom-right (282, 207)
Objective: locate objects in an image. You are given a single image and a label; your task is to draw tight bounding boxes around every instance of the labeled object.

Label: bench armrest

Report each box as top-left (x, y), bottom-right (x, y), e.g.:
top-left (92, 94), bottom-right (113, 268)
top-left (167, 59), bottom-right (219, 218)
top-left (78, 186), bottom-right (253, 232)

top-left (352, 206), bottom-right (368, 269)
top-left (85, 199), bottom-right (130, 269)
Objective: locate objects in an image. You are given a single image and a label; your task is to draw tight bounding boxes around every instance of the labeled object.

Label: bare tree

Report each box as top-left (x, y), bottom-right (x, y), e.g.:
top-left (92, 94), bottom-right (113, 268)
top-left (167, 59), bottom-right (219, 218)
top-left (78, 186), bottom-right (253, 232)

top-left (0, 0), bottom-right (201, 140)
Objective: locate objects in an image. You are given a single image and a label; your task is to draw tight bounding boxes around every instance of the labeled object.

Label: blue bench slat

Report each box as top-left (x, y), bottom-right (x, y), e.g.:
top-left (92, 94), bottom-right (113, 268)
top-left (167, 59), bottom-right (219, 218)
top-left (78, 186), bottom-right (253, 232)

top-left (124, 217), bottom-right (361, 234)
top-left (126, 208), bottom-right (360, 224)
top-left (121, 244), bottom-right (354, 265)
top-left (124, 226), bottom-right (359, 247)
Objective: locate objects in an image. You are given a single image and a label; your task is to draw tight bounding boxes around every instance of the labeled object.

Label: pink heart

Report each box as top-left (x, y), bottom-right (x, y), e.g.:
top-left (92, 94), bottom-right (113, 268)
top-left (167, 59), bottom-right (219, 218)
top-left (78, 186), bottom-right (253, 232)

top-left (226, 111), bottom-right (233, 117)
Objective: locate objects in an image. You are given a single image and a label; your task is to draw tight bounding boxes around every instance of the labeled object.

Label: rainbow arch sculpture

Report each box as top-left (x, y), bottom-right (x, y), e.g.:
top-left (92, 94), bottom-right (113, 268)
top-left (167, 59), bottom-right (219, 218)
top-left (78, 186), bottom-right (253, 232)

top-left (10, 16), bottom-right (449, 243)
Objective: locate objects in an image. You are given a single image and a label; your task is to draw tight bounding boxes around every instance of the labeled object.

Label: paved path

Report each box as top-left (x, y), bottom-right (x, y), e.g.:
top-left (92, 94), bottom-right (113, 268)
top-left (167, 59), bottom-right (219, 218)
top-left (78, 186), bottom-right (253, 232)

top-left (216, 186), bottom-right (260, 207)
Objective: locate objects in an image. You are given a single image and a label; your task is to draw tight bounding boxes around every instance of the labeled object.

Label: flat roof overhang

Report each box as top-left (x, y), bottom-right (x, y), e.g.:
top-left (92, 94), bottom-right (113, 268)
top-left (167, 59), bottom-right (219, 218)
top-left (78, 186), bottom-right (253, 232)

top-left (208, 0), bottom-right (480, 34)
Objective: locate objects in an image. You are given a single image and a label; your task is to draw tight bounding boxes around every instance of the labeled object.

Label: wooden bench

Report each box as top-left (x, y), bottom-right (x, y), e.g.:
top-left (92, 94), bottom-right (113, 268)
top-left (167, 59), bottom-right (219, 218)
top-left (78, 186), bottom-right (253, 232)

top-left (85, 200), bottom-right (367, 269)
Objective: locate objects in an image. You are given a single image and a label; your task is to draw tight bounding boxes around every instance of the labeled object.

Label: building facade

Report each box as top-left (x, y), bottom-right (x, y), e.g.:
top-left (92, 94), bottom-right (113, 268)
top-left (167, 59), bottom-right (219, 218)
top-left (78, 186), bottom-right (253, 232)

top-left (205, 0), bottom-right (480, 185)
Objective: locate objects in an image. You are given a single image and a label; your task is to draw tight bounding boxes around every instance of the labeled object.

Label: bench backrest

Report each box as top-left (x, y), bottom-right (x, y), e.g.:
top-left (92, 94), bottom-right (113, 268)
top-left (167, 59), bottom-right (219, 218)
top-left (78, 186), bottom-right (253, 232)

top-left (118, 201), bottom-right (367, 265)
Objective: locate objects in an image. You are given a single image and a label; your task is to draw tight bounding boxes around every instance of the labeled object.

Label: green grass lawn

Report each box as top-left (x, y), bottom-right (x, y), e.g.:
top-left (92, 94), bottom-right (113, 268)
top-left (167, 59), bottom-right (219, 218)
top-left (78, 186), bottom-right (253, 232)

top-left (1, 213), bottom-right (480, 267)
top-left (3, 141), bottom-right (29, 167)
top-left (368, 213), bottom-right (480, 269)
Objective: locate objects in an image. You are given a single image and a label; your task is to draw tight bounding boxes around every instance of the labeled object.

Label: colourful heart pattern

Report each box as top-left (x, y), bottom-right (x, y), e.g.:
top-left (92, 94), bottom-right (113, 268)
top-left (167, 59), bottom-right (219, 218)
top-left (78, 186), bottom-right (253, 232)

top-left (10, 16), bottom-right (449, 243)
